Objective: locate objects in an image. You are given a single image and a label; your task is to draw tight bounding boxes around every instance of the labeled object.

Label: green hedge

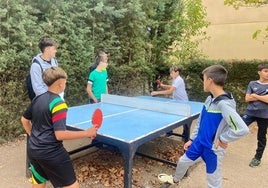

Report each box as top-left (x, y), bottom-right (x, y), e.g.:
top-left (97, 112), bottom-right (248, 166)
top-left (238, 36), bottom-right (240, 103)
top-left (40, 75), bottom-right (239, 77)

top-left (0, 59), bottom-right (267, 142)
top-left (0, 0), bottom-right (208, 142)
top-left (183, 59), bottom-right (263, 113)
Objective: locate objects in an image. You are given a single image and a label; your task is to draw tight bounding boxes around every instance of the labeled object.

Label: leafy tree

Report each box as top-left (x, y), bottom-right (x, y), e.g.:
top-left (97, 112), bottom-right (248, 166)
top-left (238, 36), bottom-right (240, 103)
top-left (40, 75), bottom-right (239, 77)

top-left (140, 0), bottom-right (209, 80)
top-left (142, 0), bottom-right (183, 65)
top-left (25, 0), bottom-right (131, 104)
top-left (170, 0), bottom-right (209, 64)
top-left (0, 0), bottom-right (44, 141)
top-left (0, 0), bottom-right (209, 141)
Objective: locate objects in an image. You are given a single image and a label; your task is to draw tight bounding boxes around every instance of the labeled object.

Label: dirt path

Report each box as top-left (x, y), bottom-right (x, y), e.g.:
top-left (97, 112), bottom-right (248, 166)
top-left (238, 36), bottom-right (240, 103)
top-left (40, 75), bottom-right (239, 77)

top-left (0, 124), bottom-right (267, 188)
top-left (179, 124), bottom-right (268, 188)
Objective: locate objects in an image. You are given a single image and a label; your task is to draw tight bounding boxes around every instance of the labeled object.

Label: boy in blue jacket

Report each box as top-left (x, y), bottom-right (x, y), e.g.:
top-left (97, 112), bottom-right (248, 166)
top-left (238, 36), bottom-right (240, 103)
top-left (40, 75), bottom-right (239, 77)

top-left (158, 65), bottom-right (249, 188)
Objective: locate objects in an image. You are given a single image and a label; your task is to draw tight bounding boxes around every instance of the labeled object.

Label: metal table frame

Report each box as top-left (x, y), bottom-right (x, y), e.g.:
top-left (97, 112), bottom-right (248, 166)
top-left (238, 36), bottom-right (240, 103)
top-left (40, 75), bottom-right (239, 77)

top-left (67, 113), bottom-right (199, 188)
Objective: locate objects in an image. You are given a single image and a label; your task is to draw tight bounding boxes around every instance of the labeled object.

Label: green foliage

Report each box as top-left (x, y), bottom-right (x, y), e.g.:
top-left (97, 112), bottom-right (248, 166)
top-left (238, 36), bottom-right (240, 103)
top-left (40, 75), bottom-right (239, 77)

top-left (224, 0), bottom-right (268, 9)
top-left (253, 29), bottom-right (262, 39)
top-left (0, 0), bottom-right (216, 141)
top-left (169, 0), bottom-right (209, 64)
top-left (252, 27), bottom-right (268, 44)
top-left (108, 64), bottom-right (152, 96)
top-left (0, 1), bottom-right (41, 141)
top-left (182, 59), bottom-right (265, 113)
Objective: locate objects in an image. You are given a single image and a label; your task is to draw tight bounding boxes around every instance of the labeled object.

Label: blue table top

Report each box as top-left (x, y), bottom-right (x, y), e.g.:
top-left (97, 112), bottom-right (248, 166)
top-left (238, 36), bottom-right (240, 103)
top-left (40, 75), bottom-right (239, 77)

top-left (66, 96), bottom-right (203, 143)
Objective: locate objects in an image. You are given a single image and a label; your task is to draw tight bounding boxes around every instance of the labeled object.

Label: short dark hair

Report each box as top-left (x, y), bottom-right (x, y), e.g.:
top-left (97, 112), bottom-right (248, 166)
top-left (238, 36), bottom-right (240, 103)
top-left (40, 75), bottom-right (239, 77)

top-left (170, 66), bottom-right (182, 74)
top-left (258, 64), bottom-right (268, 71)
top-left (38, 37), bottom-right (58, 52)
top-left (202, 65), bottom-right (227, 86)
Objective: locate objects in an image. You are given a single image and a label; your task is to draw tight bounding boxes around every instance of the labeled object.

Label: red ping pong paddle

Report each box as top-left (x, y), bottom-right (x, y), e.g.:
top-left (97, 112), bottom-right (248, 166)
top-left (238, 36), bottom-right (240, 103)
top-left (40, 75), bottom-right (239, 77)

top-left (92, 108), bottom-right (103, 129)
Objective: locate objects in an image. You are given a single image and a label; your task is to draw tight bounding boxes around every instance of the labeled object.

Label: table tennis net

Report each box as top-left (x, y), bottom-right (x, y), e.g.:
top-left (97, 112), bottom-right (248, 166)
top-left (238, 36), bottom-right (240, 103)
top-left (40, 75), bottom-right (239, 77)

top-left (101, 94), bottom-right (190, 117)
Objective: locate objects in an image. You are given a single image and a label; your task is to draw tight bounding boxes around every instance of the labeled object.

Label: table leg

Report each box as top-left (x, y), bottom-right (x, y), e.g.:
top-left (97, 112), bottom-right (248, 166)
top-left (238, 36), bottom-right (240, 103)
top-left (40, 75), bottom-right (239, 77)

top-left (119, 145), bottom-right (137, 188)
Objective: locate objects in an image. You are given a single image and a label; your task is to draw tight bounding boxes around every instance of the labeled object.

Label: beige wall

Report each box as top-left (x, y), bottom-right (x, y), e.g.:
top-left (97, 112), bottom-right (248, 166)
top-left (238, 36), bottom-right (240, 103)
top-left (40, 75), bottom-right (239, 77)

top-left (200, 0), bottom-right (268, 60)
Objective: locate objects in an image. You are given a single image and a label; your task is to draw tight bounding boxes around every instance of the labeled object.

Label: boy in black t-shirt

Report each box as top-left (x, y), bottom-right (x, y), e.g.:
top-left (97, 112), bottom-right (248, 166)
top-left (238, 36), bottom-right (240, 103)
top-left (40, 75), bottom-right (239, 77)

top-left (21, 67), bottom-right (98, 188)
top-left (242, 64), bottom-right (268, 167)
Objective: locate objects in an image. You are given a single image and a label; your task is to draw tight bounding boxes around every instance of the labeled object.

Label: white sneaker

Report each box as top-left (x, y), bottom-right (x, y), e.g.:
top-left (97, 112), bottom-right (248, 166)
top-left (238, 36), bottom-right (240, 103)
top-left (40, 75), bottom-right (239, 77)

top-left (158, 174), bottom-right (174, 185)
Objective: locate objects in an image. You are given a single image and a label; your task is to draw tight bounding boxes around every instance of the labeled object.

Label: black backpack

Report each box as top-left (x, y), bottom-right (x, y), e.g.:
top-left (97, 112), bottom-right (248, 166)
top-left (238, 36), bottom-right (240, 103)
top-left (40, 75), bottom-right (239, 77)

top-left (26, 59), bottom-right (43, 100)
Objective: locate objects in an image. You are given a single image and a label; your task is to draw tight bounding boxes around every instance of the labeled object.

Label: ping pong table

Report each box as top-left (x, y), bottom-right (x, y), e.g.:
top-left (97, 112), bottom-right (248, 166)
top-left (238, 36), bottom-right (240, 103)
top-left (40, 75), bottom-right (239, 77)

top-left (66, 94), bottom-right (203, 188)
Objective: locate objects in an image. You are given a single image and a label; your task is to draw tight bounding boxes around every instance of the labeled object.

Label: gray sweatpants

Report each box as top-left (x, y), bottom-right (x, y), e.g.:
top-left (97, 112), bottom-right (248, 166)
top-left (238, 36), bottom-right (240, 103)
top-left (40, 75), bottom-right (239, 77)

top-left (173, 144), bottom-right (226, 188)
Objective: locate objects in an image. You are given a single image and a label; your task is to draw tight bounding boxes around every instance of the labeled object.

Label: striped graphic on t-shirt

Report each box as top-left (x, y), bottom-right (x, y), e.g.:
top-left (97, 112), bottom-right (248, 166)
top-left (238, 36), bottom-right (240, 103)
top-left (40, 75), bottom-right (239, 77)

top-left (49, 97), bottom-right (68, 123)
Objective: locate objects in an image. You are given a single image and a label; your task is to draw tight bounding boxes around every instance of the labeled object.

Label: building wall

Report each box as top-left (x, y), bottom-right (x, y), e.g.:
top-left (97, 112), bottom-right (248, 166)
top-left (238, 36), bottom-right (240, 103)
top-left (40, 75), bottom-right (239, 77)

top-left (200, 0), bottom-right (268, 60)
